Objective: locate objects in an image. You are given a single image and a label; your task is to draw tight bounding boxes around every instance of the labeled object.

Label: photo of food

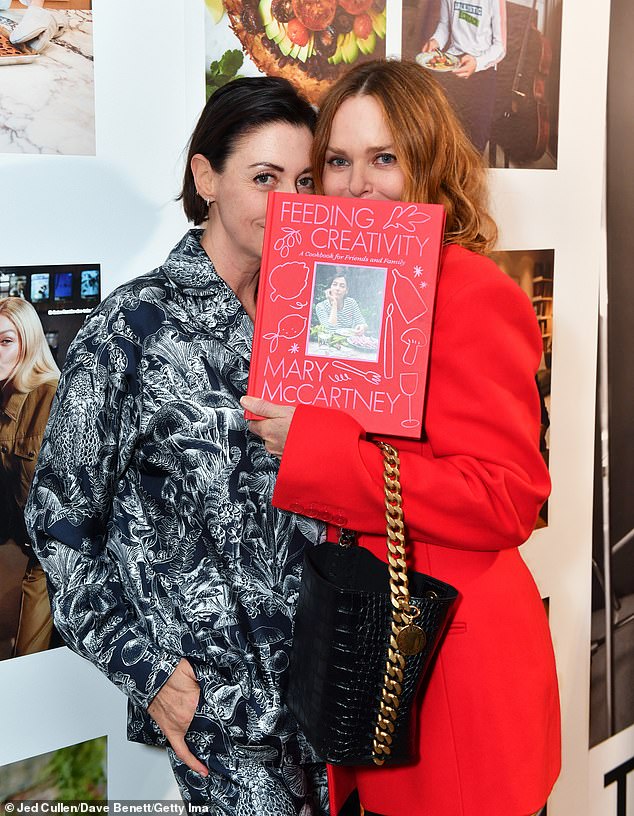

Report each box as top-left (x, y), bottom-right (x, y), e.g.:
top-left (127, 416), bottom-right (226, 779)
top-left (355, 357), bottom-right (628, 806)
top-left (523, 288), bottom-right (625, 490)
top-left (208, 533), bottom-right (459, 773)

top-left (0, 263), bottom-right (100, 663)
top-left (491, 248), bottom-right (553, 526)
top-left (401, 0), bottom-right (562, 168)
top-left (0, 736), bottom-right (106, 803)
top-left (307, 262), bottom-right (386, 361)
top-left (416, 49), bottom-right (459, 71)
top-left (0, 1), bottom-right (94, 155)
top-left (205, 0), bottom-right (385, 103)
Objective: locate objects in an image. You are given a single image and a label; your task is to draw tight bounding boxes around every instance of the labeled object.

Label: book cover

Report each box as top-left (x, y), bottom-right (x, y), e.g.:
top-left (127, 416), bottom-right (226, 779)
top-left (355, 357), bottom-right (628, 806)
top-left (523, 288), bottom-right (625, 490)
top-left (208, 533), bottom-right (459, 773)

top-left (247, 192), bottom-right (445, 438)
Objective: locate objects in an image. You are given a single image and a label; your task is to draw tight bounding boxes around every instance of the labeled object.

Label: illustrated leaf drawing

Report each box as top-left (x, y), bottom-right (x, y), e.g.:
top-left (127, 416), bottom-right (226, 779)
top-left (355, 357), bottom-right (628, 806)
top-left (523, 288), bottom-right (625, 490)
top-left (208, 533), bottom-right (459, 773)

top-left (383, 205), bottom-right (431, 232)
top-left (269, 261), bottom-right (310, 302)
top-left (263, 331), bottom-right (279, 353)
top-left (274, 228), bottom-right (302, 258)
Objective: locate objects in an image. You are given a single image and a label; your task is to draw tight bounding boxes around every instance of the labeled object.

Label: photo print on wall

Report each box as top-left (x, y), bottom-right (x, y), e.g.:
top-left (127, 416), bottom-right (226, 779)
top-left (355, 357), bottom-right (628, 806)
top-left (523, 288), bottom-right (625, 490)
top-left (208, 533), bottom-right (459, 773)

top-left (0, 1), bottom-right (94, 155)
top-left (0, 263), bottom-right (101, 663)
top-left (490, 248), bottom-right (553, 527)
top-left (401, 0), bottom-right (562, 168)
top-left (589, 0), bottom-right (634, 753)
top-left (0, 735), bottom-right (106, 803)
top-left (204, 0), bottom-right (387, 103)
top-left (205, 0), bottom-right (562, 167)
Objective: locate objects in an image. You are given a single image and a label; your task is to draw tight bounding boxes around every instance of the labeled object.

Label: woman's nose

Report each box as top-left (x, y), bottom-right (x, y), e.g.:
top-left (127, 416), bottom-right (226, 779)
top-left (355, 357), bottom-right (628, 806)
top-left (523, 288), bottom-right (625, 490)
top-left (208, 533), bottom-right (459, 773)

top-left (348, 164), bottom-right (370, 197)
top-left (279, 178), bottom-right (299, 194)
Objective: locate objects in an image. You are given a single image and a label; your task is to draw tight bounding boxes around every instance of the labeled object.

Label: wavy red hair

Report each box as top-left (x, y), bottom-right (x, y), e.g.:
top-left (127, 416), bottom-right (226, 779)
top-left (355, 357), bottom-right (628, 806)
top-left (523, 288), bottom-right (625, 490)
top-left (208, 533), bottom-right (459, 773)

top-left (311, 60), bottom-right (498, 253)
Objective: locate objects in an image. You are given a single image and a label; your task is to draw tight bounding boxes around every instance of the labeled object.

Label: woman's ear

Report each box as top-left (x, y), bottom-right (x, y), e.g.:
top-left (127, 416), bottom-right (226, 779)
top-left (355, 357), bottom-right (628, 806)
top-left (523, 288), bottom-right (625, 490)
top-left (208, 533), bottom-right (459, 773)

top-left (191, 153), bottom-right (216, 203)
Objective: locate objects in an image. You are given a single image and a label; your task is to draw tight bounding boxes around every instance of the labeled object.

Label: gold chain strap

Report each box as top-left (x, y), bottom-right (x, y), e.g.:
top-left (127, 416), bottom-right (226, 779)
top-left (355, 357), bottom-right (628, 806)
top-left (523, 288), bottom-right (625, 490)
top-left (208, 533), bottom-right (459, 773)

top-left (371, 441), bottom-right (427, 766)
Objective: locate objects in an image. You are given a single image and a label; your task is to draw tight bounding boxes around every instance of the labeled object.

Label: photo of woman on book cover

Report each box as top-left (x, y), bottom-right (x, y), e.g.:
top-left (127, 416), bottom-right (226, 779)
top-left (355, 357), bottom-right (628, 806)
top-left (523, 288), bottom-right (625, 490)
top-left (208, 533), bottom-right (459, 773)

top-left (308, 263), bottom-right (386, 362)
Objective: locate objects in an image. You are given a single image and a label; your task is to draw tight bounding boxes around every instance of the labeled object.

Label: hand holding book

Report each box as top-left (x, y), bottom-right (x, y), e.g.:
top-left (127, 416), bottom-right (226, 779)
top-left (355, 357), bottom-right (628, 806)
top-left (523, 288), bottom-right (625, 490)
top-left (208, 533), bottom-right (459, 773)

top-left (240, 395), bottom-right (294, 458)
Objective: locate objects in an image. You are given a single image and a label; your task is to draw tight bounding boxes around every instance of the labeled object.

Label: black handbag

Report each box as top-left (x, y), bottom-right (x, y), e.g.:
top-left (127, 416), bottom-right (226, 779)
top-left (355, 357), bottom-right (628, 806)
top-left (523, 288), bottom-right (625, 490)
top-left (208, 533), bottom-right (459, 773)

top-left (287, 442), bottom-right (459, 766)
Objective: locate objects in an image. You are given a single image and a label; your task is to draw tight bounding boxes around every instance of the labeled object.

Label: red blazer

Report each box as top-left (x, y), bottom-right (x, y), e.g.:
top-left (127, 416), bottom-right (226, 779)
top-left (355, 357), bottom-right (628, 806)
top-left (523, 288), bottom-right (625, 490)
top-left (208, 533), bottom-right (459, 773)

top-left (273, 245), bottom-right (561, 816)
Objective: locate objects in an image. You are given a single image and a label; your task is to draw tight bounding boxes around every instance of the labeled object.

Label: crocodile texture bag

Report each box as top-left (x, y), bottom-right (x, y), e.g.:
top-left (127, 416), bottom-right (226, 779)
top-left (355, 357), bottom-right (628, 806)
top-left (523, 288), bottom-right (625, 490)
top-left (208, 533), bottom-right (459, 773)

top-left (287, 442), bottom-right (459, 766)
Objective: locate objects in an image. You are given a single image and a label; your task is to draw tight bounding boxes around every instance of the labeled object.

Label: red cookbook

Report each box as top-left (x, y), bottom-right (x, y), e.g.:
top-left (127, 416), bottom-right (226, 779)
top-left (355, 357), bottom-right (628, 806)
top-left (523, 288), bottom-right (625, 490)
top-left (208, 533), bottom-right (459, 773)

top-left (247, 192), bottom-right (445, 438)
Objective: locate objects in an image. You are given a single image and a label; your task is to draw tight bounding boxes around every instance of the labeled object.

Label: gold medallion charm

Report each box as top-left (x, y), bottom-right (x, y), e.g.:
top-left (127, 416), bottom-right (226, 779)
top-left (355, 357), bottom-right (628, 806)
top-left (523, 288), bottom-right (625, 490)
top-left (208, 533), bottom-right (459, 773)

top-left (396, 624), bottom-right (426, 655)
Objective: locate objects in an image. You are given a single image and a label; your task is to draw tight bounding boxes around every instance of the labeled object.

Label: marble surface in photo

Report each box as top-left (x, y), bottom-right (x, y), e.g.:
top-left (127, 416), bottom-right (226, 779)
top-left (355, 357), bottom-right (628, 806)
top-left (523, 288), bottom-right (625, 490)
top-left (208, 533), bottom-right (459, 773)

top-left (0, 10), bottom-right (94, 155)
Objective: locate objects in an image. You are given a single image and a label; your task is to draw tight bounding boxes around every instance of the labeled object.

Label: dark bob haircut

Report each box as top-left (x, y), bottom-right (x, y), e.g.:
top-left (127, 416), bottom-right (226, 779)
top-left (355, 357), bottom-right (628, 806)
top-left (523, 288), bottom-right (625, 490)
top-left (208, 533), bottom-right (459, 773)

top-left (180, 77), bottom-right (317, 225)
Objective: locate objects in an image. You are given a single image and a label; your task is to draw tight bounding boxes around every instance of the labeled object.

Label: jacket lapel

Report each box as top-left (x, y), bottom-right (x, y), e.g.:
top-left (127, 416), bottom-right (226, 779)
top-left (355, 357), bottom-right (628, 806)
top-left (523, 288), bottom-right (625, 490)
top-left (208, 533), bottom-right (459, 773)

top-left (162, 229), bottom-right (253, 366)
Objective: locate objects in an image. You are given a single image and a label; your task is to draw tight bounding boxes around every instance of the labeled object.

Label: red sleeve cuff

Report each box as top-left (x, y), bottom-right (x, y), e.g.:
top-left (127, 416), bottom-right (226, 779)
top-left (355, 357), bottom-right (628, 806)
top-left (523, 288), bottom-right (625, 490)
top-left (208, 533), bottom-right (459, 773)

top-left (273, 404), bottom-right (384, 532)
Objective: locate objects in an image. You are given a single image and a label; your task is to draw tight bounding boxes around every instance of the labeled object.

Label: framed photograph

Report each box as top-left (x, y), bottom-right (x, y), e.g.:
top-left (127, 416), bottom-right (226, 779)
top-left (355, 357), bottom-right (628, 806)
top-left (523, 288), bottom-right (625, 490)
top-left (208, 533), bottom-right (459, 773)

top-left (80, 268), bottom-right (100, 300)
top-left (401, 0), bottom-right (563, 168)
top-left (0, 736), bottom-right (106, 802)
top-left (30, 272), bottom-right (50, 302)
top-left (0, 2), bottom-right (94, 155)
top-left (204, 0), bottom-right (386, 105)
top-left (491, 248), bottom-right (553, 527)
top-left (307, 263), bottom-right (388, 363)
top-left (8, 274), bottom-right (26, 298)
top-left (0, 263), bottom-right (100, 662)
top-left (53, 271), bottom-right (73, 301)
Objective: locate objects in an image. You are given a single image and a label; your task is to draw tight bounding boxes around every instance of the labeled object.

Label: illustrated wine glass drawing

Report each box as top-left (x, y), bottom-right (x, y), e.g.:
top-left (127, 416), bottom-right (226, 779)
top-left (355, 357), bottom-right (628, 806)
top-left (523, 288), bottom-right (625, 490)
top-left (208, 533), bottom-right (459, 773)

top-left (400, 372), bottom-right (420, 429)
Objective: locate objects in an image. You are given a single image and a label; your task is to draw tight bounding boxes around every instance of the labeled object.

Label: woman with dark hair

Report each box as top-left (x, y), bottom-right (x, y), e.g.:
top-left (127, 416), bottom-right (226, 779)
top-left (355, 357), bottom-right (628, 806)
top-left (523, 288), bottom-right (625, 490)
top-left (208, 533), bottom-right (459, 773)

top-left (243, 60), bottom-right (560, 816)
top-left (315, 272), bottom-right (367, 335)
top-left (27, 78), bottom-right (328, 814)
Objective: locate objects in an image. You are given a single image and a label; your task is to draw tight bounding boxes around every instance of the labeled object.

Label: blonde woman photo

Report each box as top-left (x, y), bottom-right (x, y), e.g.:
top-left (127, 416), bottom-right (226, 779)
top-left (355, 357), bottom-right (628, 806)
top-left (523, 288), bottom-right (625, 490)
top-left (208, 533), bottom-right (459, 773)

top-left (0, 296), bottom-right (59, 659)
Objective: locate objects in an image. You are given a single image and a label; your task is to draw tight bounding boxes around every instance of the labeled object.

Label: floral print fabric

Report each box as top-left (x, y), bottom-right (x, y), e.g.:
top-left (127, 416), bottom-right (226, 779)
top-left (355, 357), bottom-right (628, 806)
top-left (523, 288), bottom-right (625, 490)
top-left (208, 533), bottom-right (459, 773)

top-left (168, 748), bottom-right (328, 814)
top-left (26, 230), bottom-right (324, 766)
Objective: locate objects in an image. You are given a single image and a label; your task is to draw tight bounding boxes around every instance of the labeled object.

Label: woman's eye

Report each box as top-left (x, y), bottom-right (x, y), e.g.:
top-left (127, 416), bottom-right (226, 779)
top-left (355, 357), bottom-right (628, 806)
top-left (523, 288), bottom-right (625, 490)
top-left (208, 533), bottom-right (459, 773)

top-left (375, 153), bottom-right (397, 165)
top-left (254, 173), bottom-right (276, 185)
top-left (326, 156), bottom-right (349, 168)
top-left (297, 176), bottom-right (314, 191)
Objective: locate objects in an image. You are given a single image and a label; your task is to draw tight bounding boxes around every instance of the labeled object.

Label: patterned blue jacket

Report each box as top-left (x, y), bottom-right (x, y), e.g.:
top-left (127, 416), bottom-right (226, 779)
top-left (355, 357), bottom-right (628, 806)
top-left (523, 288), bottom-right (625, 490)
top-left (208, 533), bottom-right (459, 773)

top-left (26, 230), bottom-right (323, 765)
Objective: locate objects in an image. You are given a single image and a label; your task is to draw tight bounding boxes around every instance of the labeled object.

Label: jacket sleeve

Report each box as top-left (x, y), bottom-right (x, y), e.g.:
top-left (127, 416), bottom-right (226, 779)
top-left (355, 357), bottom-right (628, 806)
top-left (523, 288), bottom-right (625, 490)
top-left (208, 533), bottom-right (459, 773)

top-left (315, 299), bottom-right (330, 327)
top-left (25, 305), bottom-right (180, 709)
top-left (350, 298), bottom-right (366, 328)
top-left (11, 385), bottom-right (57, 550)
top-left (430, 0), bottom-right (451, 49)
top-left (273, 267), bottom-right (550, 552)
top-left (475, 0), bottom-right (506, 72)
top-left (17, 385), bottom-right (57, 510)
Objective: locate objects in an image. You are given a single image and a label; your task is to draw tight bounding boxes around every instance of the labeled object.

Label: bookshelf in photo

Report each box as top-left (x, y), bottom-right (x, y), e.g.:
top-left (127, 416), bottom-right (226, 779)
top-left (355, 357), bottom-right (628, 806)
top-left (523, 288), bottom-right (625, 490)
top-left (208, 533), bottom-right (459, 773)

top-left (490, 248), bottom-right (554, 528)
top-left (532, 262), bottom-right (554, 367)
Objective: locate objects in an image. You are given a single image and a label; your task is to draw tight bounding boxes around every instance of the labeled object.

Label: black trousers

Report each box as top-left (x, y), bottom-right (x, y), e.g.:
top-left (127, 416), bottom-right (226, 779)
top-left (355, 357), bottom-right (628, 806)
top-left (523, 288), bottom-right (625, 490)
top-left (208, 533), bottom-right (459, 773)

top-left (168, 746), bottom-right (329, 815)
top-left (436, 67), bottom-right (498, 153)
